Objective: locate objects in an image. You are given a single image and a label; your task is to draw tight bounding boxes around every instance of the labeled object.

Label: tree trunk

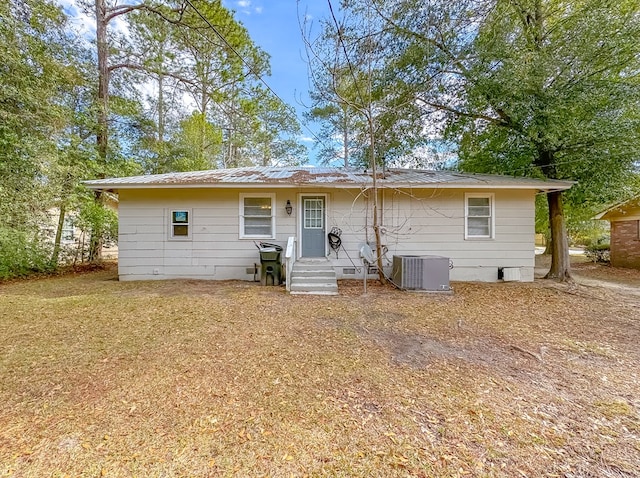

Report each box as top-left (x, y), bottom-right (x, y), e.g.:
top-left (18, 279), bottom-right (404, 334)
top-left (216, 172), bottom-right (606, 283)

top-left (543, 231), bottom-right (552, 255)
top-left (96, 0), bottom-right (109, 162)
top-left (367, 117), bottom-right (386, 285)
top-left (89, 0), bottom-right (109, 263)
top-left (158, 73), bottom-right (165, 142)
top-left (89, 191), bottom-right (104, 263)
top-left (342, 103), bottom-right (349, 168)
top-left (544, 190), bottom-right (571, 280)
top-left (50, 203), bottom-right (66, 267)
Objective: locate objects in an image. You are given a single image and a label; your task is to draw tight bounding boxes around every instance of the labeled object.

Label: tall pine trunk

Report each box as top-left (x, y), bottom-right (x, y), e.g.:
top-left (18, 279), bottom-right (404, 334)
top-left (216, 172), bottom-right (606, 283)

top-left (89, 0), bottom-right (109, 263)
top-left (158, 74), bottom-right (165, 142)
top-left (96, 0), bottom-right (108, 161)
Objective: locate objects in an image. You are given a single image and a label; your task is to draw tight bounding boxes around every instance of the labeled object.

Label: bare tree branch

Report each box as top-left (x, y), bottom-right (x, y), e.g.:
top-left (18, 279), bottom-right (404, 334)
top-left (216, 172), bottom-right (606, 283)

top-left (415, 96), bottom-right (510, 126)
top-left (105, 2), bottom-right (187, 25)
top-left (107, 62), bottom-right (200, 87)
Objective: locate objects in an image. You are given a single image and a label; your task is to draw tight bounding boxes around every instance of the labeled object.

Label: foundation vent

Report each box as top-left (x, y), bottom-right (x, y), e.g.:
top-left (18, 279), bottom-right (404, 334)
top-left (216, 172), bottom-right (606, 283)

top-left (501, 267), bottom-right (521, 282)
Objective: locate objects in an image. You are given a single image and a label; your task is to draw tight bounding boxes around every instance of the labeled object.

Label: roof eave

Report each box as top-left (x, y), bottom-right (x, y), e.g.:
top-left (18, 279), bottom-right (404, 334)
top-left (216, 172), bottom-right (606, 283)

top-left (84, 181), bottom-right (575, 192)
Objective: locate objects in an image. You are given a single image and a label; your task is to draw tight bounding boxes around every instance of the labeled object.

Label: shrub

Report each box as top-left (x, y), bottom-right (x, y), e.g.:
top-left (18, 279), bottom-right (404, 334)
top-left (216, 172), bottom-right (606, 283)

top-left (76, 200), bottom-right (118, 261)
top-left (0, 227), bottom-right (52, 279)
top-left (585, 243), bottom-right (610, 263)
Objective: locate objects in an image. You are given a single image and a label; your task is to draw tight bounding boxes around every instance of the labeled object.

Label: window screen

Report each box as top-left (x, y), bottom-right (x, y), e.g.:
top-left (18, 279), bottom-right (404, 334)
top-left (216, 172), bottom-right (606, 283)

top-left (242, 196), bottom-right (274, 237)
top-left (466, 195), bottom-right (493, 238)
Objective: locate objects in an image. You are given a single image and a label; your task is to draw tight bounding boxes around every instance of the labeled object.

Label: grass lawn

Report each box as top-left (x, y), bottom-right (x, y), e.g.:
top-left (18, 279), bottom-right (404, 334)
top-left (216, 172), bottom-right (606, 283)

top-left (1, 263), bottom-right (639, 477)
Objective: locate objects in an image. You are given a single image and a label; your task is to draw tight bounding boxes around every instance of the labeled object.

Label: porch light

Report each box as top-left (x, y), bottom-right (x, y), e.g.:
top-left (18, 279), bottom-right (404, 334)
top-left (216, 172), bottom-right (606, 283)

top-left (285, 200), bottom-right (293, 215)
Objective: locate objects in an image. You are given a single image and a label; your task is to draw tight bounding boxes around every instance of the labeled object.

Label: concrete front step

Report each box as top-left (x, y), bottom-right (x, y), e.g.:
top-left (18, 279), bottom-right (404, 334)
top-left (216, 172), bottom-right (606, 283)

top-left (290, 285), bottom-right (338, 295)
top-left (292, 263), bottom-right (335, 270)
top-left (291, 270), bottom-right (336, 278)
top-left (290, 275), bottom-right (337, 284)
top-left (290, 282), bottom-right (337, 289)
top-left (289, 259), bottom-right (338, 295)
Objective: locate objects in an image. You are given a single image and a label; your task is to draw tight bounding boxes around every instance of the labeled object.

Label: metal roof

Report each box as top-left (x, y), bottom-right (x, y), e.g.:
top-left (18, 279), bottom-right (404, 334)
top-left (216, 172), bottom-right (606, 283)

top-left (84, 166), bottom-right (574, 192)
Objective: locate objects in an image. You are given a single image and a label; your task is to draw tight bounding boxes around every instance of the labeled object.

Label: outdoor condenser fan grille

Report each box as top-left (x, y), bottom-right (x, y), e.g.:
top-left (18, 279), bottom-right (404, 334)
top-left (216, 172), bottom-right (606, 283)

top-left (391, 255), bottom-right (451, 291)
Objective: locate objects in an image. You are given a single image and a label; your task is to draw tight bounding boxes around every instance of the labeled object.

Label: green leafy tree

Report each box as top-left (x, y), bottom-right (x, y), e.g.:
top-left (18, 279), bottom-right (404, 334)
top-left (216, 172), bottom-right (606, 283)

top-left (304, 3), bottom-right (430, 170)
top-left (172, 0), bottom-right (266, 168)
top-left (120, 0), bottom-right (306, 170)
top-left (169, 112), bottom-right (223, 171)
top-left (76, 197), bottom-right (118, 262)
top-left (1, 0), bottom-right (67, 227)
top-left (0, 0), bottom-right (96, 276)
top-left (375, 0), bottom-right (640, 280)
top-left (239, 87), bottom-right (307, 167)
top-left (124, 8), bottom-right (185, 173)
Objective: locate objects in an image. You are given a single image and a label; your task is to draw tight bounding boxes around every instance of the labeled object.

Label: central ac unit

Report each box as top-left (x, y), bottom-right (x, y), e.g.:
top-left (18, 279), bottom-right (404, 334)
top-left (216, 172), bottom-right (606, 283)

top-left (391, 255), bottom-right (451, 291)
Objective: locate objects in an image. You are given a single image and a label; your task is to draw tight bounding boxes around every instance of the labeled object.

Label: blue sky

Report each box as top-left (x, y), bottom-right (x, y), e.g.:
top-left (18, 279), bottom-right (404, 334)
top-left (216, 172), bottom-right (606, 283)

top-left (222, 0), bottom-right (331, 151)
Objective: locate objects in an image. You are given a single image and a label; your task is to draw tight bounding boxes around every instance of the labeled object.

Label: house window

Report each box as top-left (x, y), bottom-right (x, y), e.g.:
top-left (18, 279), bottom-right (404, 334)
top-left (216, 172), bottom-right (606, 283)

top-left (61, 217), bottom-right (75, 242)
top-left (304, 198), bottom-right (324, 229)
top-left (240, 194), bottom-right (275, 239)
top-left (465, 193), bottom-right (494, 239)
top-left (170, 210), bottom-right (190, 239)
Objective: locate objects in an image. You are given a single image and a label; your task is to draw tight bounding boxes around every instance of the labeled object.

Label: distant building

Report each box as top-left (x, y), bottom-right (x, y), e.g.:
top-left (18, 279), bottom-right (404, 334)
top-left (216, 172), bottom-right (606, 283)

top-left (595, 197), bottom-right (640, 269)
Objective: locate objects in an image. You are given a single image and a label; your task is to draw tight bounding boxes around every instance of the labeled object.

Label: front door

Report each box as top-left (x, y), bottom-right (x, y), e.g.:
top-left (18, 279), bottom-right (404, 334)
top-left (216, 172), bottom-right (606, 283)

top-left (301, 196), bottom-right (326, 257)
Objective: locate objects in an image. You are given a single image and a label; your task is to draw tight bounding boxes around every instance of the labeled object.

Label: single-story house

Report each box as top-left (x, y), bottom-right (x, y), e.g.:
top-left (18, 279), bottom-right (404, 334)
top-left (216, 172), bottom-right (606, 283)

top-left (595, 196), bottom-right (640, 269)
top-left (84, 167), bottom-right (572, 288)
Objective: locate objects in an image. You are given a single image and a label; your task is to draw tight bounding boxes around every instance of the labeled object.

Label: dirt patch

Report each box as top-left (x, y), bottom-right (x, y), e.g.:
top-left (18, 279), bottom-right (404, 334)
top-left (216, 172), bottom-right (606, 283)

top-left (537, 254), bottom-right (640, 285)
top-left (571, 261), bottom-right (640, 298)
top-left (361, 329), bottom-right (468, 366)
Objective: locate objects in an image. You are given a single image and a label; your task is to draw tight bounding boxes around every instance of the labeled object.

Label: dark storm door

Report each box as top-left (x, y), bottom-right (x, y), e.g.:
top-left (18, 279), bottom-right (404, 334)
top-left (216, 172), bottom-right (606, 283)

top-left (301, 196), bottom-right (326, 257)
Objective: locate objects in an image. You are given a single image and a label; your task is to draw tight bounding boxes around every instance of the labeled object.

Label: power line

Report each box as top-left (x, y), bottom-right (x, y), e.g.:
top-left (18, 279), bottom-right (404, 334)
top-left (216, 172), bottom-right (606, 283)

top-left (182, 0), bottom-right (330, 153)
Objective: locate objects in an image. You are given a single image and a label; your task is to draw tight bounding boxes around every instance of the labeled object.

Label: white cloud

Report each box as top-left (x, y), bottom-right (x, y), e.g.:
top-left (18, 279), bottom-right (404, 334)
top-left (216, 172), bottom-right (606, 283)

top-left (54, 0), bottom-right (130, 39)
top-left (300, 136), bottom-right (315, 143)
top-left (234, 0), bottom-right (263, 15)
top-left (54, 0), bottom-right (95, 37)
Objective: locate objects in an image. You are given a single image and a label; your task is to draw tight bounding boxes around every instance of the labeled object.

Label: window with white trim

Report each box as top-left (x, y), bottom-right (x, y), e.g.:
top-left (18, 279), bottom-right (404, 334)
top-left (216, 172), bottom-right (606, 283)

top-left (61, 216), bottom-right (76, 242)
top-left (465, 193), bottom-right (494, 239)
top-left (240, 194), bottom-right (275, 239)
top-left (170, 210), bottom-right (191, 239)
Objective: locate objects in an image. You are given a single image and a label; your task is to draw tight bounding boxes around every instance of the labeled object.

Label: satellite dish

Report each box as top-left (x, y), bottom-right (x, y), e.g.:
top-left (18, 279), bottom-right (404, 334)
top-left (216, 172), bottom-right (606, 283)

top-left (359, 244), bottom-right (374, 264)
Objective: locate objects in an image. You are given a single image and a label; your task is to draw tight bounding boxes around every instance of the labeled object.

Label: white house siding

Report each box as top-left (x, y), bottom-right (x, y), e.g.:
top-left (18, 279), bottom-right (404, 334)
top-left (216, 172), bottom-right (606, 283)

top-left (118, 188), bottom-right (299, 281)
top-left (325, 188), bottom-right (536, 282)
top-left (117, 186), bottom-right (536, 282)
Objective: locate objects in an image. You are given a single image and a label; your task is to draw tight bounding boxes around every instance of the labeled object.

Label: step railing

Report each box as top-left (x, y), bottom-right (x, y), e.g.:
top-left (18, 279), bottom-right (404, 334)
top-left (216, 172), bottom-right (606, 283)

top-left (285, 236), bottom-right (296, 292)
